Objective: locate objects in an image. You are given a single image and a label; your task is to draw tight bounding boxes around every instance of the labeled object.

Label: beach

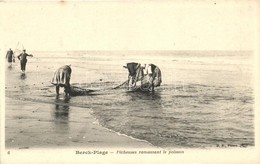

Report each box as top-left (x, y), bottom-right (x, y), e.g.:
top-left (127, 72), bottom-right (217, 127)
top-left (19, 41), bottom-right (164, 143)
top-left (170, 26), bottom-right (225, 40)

top-left (5, 51), bottom-right (254, 149)
top-left (5, 97), bottom-right (153, 149)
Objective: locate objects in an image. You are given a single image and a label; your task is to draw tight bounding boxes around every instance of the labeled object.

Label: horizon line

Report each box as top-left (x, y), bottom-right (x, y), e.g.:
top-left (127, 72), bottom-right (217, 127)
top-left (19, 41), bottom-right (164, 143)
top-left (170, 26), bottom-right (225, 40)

top-left (26, 50), bottom-right (254, 52)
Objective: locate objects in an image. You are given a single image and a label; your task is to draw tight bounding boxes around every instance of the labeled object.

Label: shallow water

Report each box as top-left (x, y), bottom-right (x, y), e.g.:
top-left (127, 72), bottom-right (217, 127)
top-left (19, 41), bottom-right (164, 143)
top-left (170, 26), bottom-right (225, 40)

top-left (5, 51), bottom-right (254, 148)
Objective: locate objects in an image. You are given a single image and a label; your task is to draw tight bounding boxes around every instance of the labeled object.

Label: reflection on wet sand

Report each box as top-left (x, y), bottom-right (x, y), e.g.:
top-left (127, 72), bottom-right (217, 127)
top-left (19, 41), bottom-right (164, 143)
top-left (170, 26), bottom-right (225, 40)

top-left (20, 73), bottom-right (26, 80)
top-left (7, 65), bottom-right (13, 70)
top-left (53, 96), bottom-right (70, 132)
top-left (4, 51), bottom-right (254, 148)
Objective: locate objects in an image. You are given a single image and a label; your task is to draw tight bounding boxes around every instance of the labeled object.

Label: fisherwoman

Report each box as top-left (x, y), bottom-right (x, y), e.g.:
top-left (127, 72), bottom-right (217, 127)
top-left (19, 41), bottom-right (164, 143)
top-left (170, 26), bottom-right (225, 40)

top-left (51, 65), bottom-right (72, 96)
top-left (142, 63), bottom-right (162, 91)
top-left (6, 48), bottom-right (14, 67)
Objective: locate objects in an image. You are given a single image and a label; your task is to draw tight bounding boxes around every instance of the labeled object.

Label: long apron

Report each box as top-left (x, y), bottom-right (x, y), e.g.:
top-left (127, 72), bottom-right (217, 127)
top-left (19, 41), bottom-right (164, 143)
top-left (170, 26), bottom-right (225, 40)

top-left (51, 65), bottom-right (72, 87)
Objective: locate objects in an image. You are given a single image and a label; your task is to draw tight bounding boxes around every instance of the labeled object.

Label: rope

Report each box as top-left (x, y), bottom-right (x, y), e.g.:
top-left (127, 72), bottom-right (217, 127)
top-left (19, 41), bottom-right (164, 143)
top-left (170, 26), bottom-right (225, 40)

top-left (112, 80), bottom-right (128, 89)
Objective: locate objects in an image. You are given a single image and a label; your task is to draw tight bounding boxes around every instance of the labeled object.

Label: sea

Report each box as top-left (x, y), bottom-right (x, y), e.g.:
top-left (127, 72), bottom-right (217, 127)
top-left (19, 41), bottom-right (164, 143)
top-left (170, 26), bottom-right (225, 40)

top-left (5, 50), bottom-right (254, 148)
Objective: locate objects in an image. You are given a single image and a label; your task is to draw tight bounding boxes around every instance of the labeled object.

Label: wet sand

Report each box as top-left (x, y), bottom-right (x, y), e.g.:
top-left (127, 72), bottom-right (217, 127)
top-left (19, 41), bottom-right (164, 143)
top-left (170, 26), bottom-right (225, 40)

top-left (4, 51), bottom-right (254, 149)
top-left (5, 97), bottom-right (153, 149)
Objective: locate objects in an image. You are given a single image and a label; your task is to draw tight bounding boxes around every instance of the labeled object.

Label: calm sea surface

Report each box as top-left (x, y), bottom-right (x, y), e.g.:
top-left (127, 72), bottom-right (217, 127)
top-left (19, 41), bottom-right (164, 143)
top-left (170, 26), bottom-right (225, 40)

top-left (5, 51), bottom-right (254, 148)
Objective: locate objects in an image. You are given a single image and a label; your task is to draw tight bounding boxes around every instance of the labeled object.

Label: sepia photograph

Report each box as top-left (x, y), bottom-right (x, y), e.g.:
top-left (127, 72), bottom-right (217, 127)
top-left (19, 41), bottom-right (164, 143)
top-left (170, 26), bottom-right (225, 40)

top-left (1, 1), bottom-right (259, 163)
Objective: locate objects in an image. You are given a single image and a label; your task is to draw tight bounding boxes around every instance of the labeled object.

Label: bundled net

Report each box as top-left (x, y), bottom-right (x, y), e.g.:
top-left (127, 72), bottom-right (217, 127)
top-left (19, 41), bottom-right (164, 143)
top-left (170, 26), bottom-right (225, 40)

top-left (70, 86), bottom-right (95, 96)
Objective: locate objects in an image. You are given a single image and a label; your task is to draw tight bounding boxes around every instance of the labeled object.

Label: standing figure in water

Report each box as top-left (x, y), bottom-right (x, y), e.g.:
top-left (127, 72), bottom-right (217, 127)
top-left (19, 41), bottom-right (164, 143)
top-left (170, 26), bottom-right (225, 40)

top-left (51, 65), bottom-right (72, 96)
top-left (6, 48), bottom-right (14, 67)
top-left (17, 49), bottom-right (33, 73)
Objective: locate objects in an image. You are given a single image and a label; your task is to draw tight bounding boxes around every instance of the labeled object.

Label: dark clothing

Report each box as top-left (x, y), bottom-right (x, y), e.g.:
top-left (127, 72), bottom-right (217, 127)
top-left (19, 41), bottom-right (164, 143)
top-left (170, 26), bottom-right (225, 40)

top-left (150, 64), bottom-right (156, 74)
top-left (126, 62), bottom-right (139, 76)
top-left (18, 52), bottom-right (32, 71)
top-left (6, 50), bottom-right (14, 62)
top-left (18, 53), bottom-right (30, 61)
top-left (20, 59), bottom-right (27, 71)
top-left (125, 62), bottom-right (162, 91)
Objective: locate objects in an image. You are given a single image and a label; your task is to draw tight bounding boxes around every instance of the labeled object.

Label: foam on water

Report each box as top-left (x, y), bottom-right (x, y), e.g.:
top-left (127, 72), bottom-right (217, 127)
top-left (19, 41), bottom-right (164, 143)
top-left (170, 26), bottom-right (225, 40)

top-left (90, 111), bottom-right (156, 148)
top-left (5, 51), bottom-right (254, 148)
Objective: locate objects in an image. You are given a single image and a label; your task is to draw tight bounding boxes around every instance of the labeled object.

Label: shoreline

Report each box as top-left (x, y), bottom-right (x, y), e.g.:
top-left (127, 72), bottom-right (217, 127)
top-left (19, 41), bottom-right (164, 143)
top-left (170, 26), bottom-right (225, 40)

top-left (5, 97), bottom-right (154, 149)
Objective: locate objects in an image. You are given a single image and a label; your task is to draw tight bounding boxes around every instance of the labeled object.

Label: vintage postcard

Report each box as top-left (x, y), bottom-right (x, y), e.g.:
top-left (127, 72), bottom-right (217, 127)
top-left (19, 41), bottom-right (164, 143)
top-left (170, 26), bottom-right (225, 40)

top-left (1, 0), bottom-right (259, 163)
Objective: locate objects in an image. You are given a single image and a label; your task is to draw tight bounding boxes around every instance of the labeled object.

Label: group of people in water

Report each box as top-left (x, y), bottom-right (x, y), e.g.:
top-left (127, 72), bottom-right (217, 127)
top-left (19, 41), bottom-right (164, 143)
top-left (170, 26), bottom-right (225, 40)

top-left (123, 62), bottom-right (162, 92)
top-left (6, 48), bottom-right (162, 95)
top-left (6, 48), bottom-right (33, 73)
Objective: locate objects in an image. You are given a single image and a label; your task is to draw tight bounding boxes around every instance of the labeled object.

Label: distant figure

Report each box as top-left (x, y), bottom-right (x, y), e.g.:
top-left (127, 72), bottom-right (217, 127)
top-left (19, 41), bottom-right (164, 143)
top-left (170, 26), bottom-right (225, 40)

top-left (17, 49), bottom-right (33, 73)
top-left (51, 65), bottom-right (72, 96)
top-left (6, 48), bottom-right (14, 66)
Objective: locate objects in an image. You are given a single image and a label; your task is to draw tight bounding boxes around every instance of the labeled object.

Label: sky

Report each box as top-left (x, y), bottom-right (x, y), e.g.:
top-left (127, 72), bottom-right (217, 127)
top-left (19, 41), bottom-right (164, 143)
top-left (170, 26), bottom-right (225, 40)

top-left (0, 1), bottom-right (259, 51)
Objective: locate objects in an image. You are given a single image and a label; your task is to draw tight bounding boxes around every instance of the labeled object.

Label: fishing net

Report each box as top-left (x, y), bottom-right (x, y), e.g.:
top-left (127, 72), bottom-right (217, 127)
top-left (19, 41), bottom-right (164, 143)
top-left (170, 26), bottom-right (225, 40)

top-left (70, 86), bottom-right (94, 96)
